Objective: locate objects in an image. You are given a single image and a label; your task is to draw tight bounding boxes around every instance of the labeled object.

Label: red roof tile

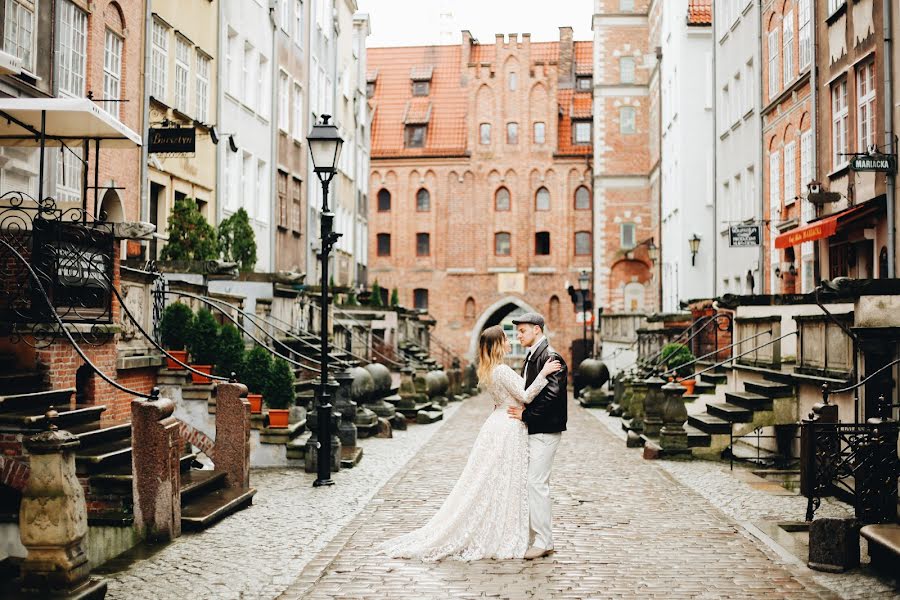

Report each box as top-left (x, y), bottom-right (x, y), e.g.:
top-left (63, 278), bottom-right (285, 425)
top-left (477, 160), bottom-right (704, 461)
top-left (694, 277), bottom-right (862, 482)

top-left (574, 41), bottom-right (592, 75)
top-left (688, 0), bottom-right (712, 25)
top-left (570, 92), bottom-right (592, 119)
top-left (557, 89), bottom-right (592, 156)
top-left (403, 98), bottom-right (432, 124)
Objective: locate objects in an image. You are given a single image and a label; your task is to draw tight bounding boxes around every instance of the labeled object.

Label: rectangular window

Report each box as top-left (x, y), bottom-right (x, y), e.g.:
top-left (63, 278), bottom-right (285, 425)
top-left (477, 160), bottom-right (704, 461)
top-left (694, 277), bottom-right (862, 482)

top-left (225, 29), bottom-right (237, 96)
top-left (800, 129), bottom-right (813, 193)
top-left (278, 71), bottom-right (290, 132)
top-left (258, 55), bottom-right (270, 117)
top-left (243, 42), bottom-right (255, 109)
top-left (277, 171), bottom-right (288, 228)
top-left (767, 29), bottom-right (779, 101)
top-left (828, 0), bottom-right (845, 16)
top-left (575, 232), bottom-right (591, 256)
top-left (535, 232), bottom-right (551, 256)
top-left (4, 0), bottom-right (35, 72)
top-left (413, 289), bottom-right (429, 311)
top-left (55, 147), bottom-right (82, 204)
top-left (784, 141), bottom-right (796, 206)
top-left (280, 0), bottom-right (291, 31)
top-left (620, 57), bottom-right (635, 84)
top-left (292, 178), bottom-right (302, 232)
top-left (508, 72), bottom-right (518, 91)
top-left (412, 80), bottom-right (430, 96)
top-left (495, 232), bottom-right (511, 256)
top-left (292, 82), bottom-right (304, 140)
top-left (506, 122), bottom-right (518, 144)
top-left (479, 123), bottom-right (491, 145)
top-left (769, 150), bottom-right (781, 213)
top-left (618, 109), bottom-right (634, 135)
top-left (782, 11), bottom-right (794, 87)
top-left (195, 52), bottom-right (210, 122)
top-left (857, 61), bottom-right (876, 153)
top-left (721, 84), bottom-right (730, 130)
top-left (57, 1), bottom-right (88, 98)
top-left (798, 0), bottom-right (811, 69)
top-left (256, 160), bottom-right (268, 221)
top-left (174, 37), bottom-right (191, 113)
top-left (405, 125), bottom-right (426, 148)
top-left (745, 60), bottom-right (755, 113)
top-left (619, 0), bottom-right (634, 11)
top-left (294, 0), bottom-right (304, 45)
top-left (103, 30), bottom-right (122, 118)
top-left (620, 223), bottom-right (636, 249)
top-left (376, 233), bottom-right (391, 256)
top-left (576, 76), bottom-right (592, 90)
top-left (416, 233), bottom-right (430, 256)
top-left (832, 79), bottom-right (849, 169)
top-left (533, 122), bottom-right (546, 144)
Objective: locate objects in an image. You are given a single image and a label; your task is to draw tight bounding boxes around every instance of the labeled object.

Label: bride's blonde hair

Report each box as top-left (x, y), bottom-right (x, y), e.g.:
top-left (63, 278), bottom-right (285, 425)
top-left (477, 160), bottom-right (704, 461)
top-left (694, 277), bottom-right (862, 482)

top-left (476, 325), bottom-right (507, 385)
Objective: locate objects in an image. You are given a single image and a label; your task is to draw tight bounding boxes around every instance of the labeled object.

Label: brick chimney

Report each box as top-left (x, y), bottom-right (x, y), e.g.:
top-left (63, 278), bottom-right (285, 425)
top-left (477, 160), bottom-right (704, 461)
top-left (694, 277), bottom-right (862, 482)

top-left (461, 30), bottom-right (474, 65)
top-left (558, 26), bottom-right (574, 87)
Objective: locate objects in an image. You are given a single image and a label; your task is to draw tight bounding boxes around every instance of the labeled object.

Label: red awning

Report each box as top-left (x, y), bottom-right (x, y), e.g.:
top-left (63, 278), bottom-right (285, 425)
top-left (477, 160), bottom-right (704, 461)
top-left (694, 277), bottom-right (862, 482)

top-left (774, 201), bottom-right (883, 249)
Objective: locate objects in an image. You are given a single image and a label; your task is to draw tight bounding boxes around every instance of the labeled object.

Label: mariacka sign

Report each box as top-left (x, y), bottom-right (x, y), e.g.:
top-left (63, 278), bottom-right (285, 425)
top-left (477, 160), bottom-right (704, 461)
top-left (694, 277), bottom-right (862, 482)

top-left (149, 127), bottom-right (196, 154)
top-left (850, 154), bottom-right (896, 174)
top-left (729, 224), bottom-right (760, 247)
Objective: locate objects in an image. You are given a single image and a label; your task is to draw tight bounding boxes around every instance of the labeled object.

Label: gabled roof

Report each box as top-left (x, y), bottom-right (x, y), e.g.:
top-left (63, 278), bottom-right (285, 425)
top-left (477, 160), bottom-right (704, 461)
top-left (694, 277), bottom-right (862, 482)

top-left (687, 0), bottom-right (712, 26)
top-left (403, 98), bottom-right (432, 124)
top-left (409, 65), bottom-right (434, 81)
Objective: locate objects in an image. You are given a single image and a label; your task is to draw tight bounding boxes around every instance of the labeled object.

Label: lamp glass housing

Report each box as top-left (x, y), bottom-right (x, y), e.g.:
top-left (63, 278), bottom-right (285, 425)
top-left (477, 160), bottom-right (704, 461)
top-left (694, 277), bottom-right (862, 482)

top-left (578, 271), bottom-right (590, 291)
top-left (307, 115), bottom-right (344, 173)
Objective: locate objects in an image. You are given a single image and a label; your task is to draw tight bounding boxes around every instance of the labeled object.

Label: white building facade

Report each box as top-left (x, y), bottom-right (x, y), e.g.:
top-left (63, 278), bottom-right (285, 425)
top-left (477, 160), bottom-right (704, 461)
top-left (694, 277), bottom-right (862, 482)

top-left (713, 0), bottom-right (763, 296)
top-left (659, 0), bottom-right (715, 311)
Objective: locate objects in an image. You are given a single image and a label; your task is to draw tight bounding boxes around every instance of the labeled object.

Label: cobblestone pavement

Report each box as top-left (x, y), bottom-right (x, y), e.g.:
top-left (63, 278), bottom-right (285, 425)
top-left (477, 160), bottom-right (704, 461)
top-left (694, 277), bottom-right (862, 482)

top-left (588, 408), bottom-right (900, 600)
top-left (278, 396), bottom-right (842, 600)
top-left (97, 404), bottom-right (459, 600)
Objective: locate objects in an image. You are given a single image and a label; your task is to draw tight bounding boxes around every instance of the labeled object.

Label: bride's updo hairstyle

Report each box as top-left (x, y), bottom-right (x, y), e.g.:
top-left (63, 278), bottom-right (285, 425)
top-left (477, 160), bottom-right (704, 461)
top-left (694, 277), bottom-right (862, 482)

top-left (476, 325), bottom-right (506, 385)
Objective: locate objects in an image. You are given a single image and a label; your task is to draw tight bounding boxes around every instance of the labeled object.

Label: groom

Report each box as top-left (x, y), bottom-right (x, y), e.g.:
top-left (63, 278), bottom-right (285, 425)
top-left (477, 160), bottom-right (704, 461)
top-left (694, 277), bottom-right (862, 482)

top-left (507, 312), bottom-right (567, 559)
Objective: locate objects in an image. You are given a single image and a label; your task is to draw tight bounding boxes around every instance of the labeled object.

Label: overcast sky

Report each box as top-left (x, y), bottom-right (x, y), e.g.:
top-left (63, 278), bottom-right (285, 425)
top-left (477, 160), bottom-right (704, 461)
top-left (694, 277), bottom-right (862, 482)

top-left (357, 0), bottom-right (593, 48)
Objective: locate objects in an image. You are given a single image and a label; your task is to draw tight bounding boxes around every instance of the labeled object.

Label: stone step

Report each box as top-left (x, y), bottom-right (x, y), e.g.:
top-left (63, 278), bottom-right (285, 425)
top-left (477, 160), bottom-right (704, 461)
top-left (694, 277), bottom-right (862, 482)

top-left (688, 413), bottom-right (732, 435)
top-left (706, 402), bottom-right (753, 423)
top-left (696, 360), bottom-right (729, 374)
top-left (744, 380), bottom-right (794, 399)
top-left (0, 388), bottom-right (75, 412)
top-left (724, 391), bottom-right (773, 411)
top-left (700, 372), bottom-right (727, 386)
top-left (180, 469), bottom-right (227, 503)
top-left (259, 419), bottom-right (307, 445)
top-left (74, 422), bottom-right (132, 449)
top-left (286, 432), bottom-right (312, 461)
top-left (0, 371), bottom-right (44, 396)
top-left (181, 487), bottom-right (256, 530)
top-left (416, 410), bottom-right (443, 424)
top-left (88, 462), bottom-right (133, 495)
top-left (75, 438), bottom-right (132, 474)
top-left (180, 452), bottom-right (201, 472)
top-left (340, 446), bottom-right (363, 469)
top-left (693, 381), bottom-right (717, 395)
top-left (684, 424), bottom-right (712, 448)
top-left (0, 403), bottom-right (104, 429)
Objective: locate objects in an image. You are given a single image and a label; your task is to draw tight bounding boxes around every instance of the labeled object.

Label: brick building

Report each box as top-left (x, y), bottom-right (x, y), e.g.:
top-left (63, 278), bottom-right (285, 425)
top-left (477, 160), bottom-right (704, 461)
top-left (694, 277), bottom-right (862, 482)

top-left (367, 30), bottom-right (593, 365)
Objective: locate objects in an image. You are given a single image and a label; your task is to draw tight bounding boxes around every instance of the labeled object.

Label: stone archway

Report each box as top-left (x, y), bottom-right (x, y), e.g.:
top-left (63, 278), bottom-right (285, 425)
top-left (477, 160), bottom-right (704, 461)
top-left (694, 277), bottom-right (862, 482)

top-left (467, 296), bottom-right (545, 360)
top-left (99, 189), bottom-right (124, 222)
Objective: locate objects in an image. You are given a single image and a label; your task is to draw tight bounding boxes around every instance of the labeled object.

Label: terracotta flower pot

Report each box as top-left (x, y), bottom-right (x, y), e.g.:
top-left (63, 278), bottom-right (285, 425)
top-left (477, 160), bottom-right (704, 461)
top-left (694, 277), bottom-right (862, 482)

top-left (190, 365), bottom-right (213, 385)
top-left (166, 350), bottom-right (188, 370)
top-left (679, 378), bottom-right (696, 395)
top-left (267, 408), bottom-right (290, 428)
top-left (247, 393), bottom-right (263, 414)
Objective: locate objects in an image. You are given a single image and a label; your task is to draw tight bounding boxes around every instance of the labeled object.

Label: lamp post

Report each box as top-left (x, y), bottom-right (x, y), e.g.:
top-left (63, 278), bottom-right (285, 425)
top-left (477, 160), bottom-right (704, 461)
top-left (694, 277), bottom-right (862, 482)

top-left (307, 115), bottom-right (343, 487)
top-left (579, 270), bottom-right (590, 358)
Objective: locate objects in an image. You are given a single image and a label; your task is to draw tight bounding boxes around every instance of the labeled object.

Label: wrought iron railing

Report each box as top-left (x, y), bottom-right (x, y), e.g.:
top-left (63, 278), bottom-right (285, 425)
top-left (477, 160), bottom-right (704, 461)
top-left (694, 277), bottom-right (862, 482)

top-left (636, 312), bottom-right (733, 373)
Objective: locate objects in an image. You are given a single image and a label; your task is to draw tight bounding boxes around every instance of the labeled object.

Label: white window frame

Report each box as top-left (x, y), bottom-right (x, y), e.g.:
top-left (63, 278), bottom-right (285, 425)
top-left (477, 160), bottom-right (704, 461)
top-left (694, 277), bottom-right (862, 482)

top-left (745, 59), bottom-right (755, 114)
top-left (798, 0), bottom-right (811, 70)
top-left (292, 82), bottom-right (304, 140)
top-left (828, 0), bottom-right (845, 16)
top-left (195, 51), bottom-right (210, 123)
top-left (857, 61), bottom-right (876, 153)
top-left (278, 70), bottom-right (290, 132)
top-left (620, 223), bottom-right (636, 250)
top-left (294, 0), bottom-right (304, 46)
top-left (102, 29), bottom-right (122, 119)
top-left (767, 29), bottom-right (779, 101)
top-left (4, 0), bottom-right (35, 73)
top-left (150, 19), bottom-right (168, 101)
top-left (618, 108), bottom-right (635, 135)
top-left (533, 121), bottom-right (545, 144)
top-left (620, 56), bottom-right (635, 84)
top-left (280, 0), bottom-right (291, 31)
top-left (784, 141), bottom-right (797, 206)
top-left (800, 128), bottom-right (813, 195)
top-left (832, 79), bottom-right (849, 169)
top-left (782, 11), bottom-right (794, 87)
top-left (479, 123), bottom-right (491, 145)
top-left (55, 147), bottom-right (83, 204)
top-left (174, 37), bottom-right (191, 114)
top-left (57, 1), bottom-right (87, 98)
top-left (769, 149), bottom-right (781, 214)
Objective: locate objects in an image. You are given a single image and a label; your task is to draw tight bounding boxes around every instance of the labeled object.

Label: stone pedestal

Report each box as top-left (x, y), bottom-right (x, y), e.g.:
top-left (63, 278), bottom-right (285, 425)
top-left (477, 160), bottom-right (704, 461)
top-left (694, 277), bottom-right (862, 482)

top-left (447, 359), bottom-right (463, 399)
top-left (131, 393), bottom-right (181, 541)
top-left (349, 367), bottom-right (379, 438)
top-left (659, 382), bottom-right (690, 454)
top-left (18, 412), bottom-right (106, 598)
top-left (625, 377), bottom-right (647, 422)
top-left (215, 382), bottom-right (252, 490)
top-left (396, 366), bottom-right (433, 420)
top-left (426, 370), bottom-right (450, 407)
top-left (642, 376), bottom-right (665, 438)
top-left (363, 363), bottom-right (400, 419)
top-left (304, 412), bottom-right (342, 474)
top-left (462, 363), bottom-right (478, 394)
top-left (332, 370), bottom-right (359, 448)
top-left (808, 518), bottom-right (860, 572)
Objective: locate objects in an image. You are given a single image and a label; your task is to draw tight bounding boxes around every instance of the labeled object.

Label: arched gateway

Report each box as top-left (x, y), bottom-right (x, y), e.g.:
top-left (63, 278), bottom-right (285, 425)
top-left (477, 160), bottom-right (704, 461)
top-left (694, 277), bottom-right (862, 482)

top-left (467, 296), bottom-right (552, 366)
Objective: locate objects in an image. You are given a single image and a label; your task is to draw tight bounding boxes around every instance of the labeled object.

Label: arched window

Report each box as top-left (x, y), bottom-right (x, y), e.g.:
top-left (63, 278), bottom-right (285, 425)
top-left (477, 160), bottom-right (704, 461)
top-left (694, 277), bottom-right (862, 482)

top-left (464, 297), bottom-right (476, 320)
top-left (549, 295), bottom-right (560, 323)
top-left (377, 188), bottom-right (391, 211)
top-left (535, 187), bottom-right (550, 211)
top-left (495, 232), bottom-right (511, 256)
top-left (574, 186), bottom-right (591, 210)
top-left (495, 187), bottom-right (510, 211)
top-left (574, 231), bottom-right (591, 256)
top-left (416, 188), bottom-right (430, 211)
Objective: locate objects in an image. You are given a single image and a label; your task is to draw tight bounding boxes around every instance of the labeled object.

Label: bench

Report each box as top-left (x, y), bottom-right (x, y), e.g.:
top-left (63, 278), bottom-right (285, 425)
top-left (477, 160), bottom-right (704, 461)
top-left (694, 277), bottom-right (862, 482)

top-left (860, 523), bottom-right (900, 575)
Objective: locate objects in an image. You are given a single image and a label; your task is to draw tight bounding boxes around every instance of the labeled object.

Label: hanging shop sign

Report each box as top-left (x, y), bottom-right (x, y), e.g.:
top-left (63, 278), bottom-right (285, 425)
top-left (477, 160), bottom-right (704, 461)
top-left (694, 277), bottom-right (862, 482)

top-left (729, 224), bottom-right (761, 247)
top-left (148, 127), bottom-right (196, 154)
top-left (850, 154), bottom-right (896, 174)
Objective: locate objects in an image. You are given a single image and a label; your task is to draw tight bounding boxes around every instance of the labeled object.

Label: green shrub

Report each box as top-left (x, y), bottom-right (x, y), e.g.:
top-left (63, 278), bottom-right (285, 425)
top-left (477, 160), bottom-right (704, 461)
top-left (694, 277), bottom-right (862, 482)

top-left (159, 302), bottom-right (193, 350)
top-left (241, 346), bottom-right (273, 395)
top-left (370, 280), bottom-right (383, 307)
top-left (215, 324), bottom-right (245, 377)
top-left (390, 288), bottom-right (399, 307)
top-left (217, 208), bottom-right (257, 272)
top-left (160, 196), bottom-right (219, 262)
top-left (264, 358), bottom-right (296, 410)
top-left (661, 343), bottom-right (695, 378)
top-left (188, 308), bottom-right (220, 366)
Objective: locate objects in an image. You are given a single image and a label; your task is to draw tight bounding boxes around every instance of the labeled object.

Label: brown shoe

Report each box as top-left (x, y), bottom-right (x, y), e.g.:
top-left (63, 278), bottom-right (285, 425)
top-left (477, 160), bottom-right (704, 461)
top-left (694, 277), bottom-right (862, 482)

top-left (524, 546), bottom-right (553, 560)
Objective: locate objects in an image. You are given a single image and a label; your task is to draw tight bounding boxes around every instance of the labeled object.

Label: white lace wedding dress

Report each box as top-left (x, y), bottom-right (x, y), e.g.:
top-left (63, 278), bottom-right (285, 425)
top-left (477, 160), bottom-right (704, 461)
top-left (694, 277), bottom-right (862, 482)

top-left (380, 364), bottom-right (549, 562)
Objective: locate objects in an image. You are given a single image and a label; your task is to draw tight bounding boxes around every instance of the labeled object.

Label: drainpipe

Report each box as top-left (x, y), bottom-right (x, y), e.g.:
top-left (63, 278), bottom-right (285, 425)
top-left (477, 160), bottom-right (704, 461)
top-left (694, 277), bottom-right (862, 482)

top-left (215, 0), bottom-right (224, 230)
top-left (711, 2), bottom-right (718, 298)
top-left (809, 0), bottom-right (818, 286)
top-left (884, 0), bottom-right (896, 277)
top-left (140, 0), bottom-right (152, 226)
top-left (757, 1), bottom-right (765, 293)
top-left (270, 5), bottom-right (278, 273)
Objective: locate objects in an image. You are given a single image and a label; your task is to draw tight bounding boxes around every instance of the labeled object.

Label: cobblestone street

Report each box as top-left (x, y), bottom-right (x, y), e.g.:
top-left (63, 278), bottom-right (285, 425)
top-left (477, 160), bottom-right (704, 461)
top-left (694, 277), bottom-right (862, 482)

top-left (276, 397), bottom-right (845, 600)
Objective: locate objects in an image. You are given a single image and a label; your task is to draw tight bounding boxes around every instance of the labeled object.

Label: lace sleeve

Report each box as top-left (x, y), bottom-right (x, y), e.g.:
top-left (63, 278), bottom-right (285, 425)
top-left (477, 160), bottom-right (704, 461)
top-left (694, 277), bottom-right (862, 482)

top-left (495, 365), bottom-right (548, 405)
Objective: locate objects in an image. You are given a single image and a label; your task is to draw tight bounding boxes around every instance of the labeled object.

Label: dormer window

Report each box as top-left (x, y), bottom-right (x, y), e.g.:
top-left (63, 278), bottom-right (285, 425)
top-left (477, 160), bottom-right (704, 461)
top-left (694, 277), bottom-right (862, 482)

top-left (576, 75), bottom-right (592, 91)
top-left (366, 69), bottom-right (378, 98)
top-left (573, 120), bottom-right (592, 144)
top-left (405, 125), bottom-right (426, 148)
top-left (410, 65), bottom-right (433, 97)
top-left (412, 80), bottom-right (430, 96)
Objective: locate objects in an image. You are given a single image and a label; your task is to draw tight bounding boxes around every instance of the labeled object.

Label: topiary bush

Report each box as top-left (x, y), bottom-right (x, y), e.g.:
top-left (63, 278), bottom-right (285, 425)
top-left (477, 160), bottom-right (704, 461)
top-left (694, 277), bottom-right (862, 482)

top-left (159, 302), bottom-right (193, 350)
top-left (215, 324), bottom-right (245, 377)
top-left (390, 288), bottom-right (399, 307)
top-left (160, 196), bottom-right (219, 262)
top-left (370, 280), bottom-right (383, 307)
top-left (188, 308), bottom-right (220, 366)
top-left (265, 358), bottom-right (296, 410)
top-left (661, 343), bottom-right (696, 378)
top-left (241, 346), bottom-right (273, 395)
top-left (217, 208), bottom-right (257, 272)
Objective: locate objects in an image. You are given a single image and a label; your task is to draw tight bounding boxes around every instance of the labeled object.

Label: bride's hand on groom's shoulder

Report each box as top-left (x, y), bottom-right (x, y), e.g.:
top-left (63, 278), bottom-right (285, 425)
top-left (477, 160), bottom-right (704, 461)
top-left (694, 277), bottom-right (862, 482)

top-left (540, 359), bottom-right (562, 378)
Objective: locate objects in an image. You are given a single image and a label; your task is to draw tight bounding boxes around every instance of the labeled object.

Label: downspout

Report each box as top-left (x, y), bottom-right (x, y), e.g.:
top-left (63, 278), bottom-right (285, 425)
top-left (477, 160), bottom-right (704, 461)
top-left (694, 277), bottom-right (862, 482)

top-left (216, 0), bottom-right (224, 230)
top-left (884, 0), bottom-right (896, 277)
top-left (140, 0), bottom-right (152, 225)
top-left (711, 3), bottom-right (717, 298)
top-left (270, 5), bottom-right (278, 272)
top-left (757, 1), bottom-right (765, 293)
top-left (809, 0), bottom-right (818, 287)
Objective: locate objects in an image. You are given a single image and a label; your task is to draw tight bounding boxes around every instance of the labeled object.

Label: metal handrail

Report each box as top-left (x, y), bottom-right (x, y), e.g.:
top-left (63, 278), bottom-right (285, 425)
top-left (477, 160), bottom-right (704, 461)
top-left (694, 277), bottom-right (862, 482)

top-left (658, 328), bottom-right (774, 378)
top-left (688, 330), bottom-right (798, 380)
top-left (637, 312), bottom-right (731, 370)
top-left (0, 237), bottom-right (156, 399)
top-left (324, 304), bottom-right (406, 367)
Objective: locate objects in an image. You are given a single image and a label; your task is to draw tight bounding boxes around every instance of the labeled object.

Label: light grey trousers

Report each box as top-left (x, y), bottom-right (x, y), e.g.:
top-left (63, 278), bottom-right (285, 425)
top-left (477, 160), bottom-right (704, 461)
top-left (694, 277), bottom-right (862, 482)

top-left (527, 432), bottom-right (562, 550)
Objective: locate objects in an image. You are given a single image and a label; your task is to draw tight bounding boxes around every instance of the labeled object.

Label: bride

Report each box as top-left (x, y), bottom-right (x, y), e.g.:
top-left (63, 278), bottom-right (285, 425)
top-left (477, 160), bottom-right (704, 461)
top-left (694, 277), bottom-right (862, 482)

top-left (380, 325), bottom-right (562, 562)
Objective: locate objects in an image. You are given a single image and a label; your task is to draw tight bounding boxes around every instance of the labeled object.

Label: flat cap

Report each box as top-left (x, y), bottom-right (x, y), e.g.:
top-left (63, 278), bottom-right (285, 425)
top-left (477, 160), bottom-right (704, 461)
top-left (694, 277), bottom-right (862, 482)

top-left (511, 312), bottom-right (545, 328)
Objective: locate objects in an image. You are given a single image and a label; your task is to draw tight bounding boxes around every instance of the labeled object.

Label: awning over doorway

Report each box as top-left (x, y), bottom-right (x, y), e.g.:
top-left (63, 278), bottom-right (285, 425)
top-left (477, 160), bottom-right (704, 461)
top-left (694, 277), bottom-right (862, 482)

top-left (774, 200), bottom-right (883, 249)
top-left (0, 97), bottom-right (142, 148)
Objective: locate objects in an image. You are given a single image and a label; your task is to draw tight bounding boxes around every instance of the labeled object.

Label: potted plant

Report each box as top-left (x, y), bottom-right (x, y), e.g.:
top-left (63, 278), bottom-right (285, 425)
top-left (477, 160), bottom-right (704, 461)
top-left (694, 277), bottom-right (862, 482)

top-left (241, 346), bottom-right (273, 414)
top-left (217, 207), bottom-right (257, 272)
top-left (160, 196), bottom-right (219, 263)
top-left (265, 357), bottom-right (295, 428)
top-left (159, 302), bottom-right (193, 370)
top-left (215, 324), bottom-right (245, 378)
top-left (187, 308), bottom-right (220, 384)
top-left (661, 343), bottom-right (697, 394)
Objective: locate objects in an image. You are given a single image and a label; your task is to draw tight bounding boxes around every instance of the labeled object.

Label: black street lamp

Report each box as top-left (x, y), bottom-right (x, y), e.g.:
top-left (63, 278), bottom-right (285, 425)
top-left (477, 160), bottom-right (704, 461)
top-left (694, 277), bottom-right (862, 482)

top-left (689, 234), bottom-right (701, 266)
top-left (579, 270), bottom-right (590, 358)
top-left (307, 114), bottom-right (343, 487)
